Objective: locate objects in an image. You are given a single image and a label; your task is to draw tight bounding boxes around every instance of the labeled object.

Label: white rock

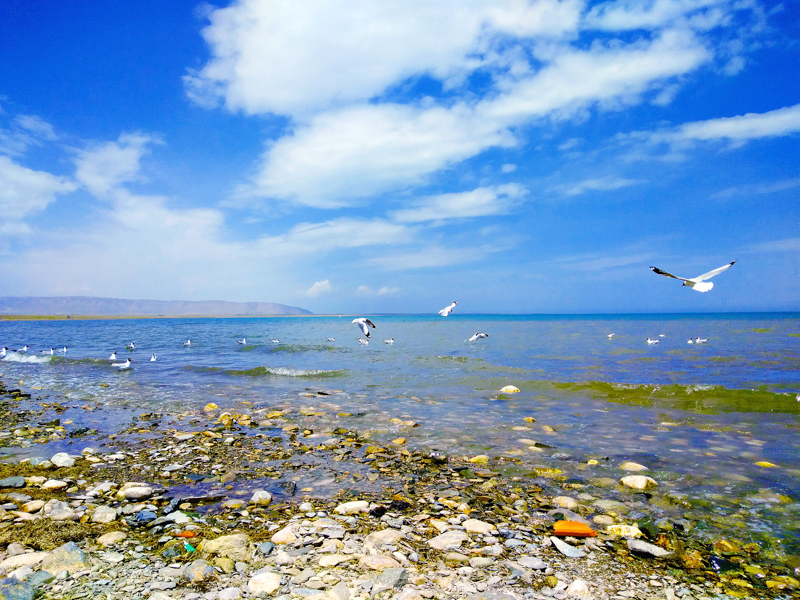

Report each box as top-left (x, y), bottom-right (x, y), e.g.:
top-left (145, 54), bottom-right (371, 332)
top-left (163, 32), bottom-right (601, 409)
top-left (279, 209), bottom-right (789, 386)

top-left (250, 490), bottom-right (273, 506)
top-left (271, 525), bottom-right (297, 544)
top-left (41, 479), bottom-right (68, 491)
top-left (619, 461), bottom-right (648, 472)
top-left (248, 571), bottom-right (282, 597)
top-left (428, 530), bottom-right (469, 550)
top-left (50, 453), bottom-right (75, 468)
top-left (0, 552), bottom-right (48, 571)
top-left (91, 505), bottom-right (118, 524)
top-left (566, 579), bottom-right (592, 597)
top-left (118, 485), bottom-right (154, 500)
top-left (552, 496), bottom-right (579, 510)
top-left (334, 500), bottom-right (369, 515)
top-left (620, 475), bottom-right (658, 490)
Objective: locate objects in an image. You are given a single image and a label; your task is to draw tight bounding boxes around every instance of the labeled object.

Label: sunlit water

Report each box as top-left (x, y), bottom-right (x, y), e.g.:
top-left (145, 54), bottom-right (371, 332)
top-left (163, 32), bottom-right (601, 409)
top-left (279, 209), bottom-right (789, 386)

top-left (1, 313), bottom-right (799, 553)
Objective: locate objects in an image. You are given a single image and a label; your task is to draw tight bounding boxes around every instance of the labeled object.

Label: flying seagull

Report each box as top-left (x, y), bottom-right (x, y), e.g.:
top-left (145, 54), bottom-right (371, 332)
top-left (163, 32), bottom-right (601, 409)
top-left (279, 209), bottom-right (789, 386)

top-left (112, 358), bottom-right (132, 370)
top-left (438, 301), bottom-right (457, 317)
top-left (469, 332), bottom-right (489, 342)
top-left (352, 318), bottom-right (376, 338)
top-left (650, 260), bottom-right (736, 292)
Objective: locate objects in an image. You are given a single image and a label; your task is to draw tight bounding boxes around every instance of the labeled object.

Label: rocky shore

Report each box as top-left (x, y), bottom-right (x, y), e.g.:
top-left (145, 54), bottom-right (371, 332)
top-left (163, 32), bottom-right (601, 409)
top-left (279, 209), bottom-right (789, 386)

top-left (0, 380), bottom-right (798, 600)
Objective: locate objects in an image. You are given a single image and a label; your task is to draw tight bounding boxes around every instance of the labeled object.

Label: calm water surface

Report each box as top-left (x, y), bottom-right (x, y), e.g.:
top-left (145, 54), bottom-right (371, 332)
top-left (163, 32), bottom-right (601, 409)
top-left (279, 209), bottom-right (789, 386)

top-left (1, 313), bottom-right (799, 552)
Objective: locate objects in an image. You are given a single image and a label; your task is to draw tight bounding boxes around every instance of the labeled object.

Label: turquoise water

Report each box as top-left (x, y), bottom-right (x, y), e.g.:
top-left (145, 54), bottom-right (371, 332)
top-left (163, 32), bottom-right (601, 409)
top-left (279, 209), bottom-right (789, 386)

top-left (1, 313), bottom-right (799, 552)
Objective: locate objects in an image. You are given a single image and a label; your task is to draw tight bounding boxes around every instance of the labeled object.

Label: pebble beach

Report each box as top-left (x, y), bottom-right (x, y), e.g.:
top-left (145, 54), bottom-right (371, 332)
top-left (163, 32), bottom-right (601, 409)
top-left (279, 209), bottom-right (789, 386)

top-left (1, 374), bottom-right (799, 600)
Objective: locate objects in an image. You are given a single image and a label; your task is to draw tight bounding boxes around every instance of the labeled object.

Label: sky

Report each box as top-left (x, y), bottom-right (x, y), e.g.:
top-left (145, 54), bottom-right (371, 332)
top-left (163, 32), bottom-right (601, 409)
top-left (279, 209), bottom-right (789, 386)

top-left (0, 0), bottom-right (798, 314)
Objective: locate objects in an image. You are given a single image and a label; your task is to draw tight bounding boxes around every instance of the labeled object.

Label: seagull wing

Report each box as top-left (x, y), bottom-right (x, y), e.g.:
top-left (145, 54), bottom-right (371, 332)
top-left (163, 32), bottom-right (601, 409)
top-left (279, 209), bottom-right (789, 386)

top-left (364, 319), bottom-right (376, 329)
top-left (649, 266), bottom-right (690, 282)
top-left (694, 260), bottom-right (736, 282)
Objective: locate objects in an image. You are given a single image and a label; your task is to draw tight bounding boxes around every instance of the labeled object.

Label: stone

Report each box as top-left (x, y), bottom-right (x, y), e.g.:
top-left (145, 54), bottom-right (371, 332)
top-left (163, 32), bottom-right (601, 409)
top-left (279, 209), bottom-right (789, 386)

top-left (517, 556), bottom-right (547, 570)
top-left (318, 554), bottom-right (354, 567)
top-left (250, 490), bottom-right (273, 506)
top-left (271, 525), bottom-right (297, 544)
top-left (91, 505), bottom-right (118, 523)
top-left (359, 555), bottom-right (401, 570)
top-left (222, 499), bottom-right (246, 510)
top-left (549, 536), bottom-right (586, 559)
top-left (619, 475), bottom-right (658, 490)
top-left (219, 587), bottom-right (242, 600)
top-left (500, 385), bottom-right (520, 393)
top-left (619, 461), bottom-right (648, 472)
top-left (470, 557), bottom-right (495, 568)
top-left (0, 476), bottom-right (26, 488)
top-left (184, 559), bottom-right (217, 582)
top-left (41, 480), bottom-right (68, 491)
top-left (41, 542), bottom-right (89, 575)
top-left (0, 552), bottom-right (47, 572)
top-left (199, 533), bottom-right (254, 561)
top-left (552, 496), bottom-right (579, 510)
top-left (428, 530), bottom-right (469, 550)
top-left (372, 567), bottom-right (408, 595)
top-left (334, 500), bottom-right (369, 515)
top-left (327, 581), bottom-right (350, 600)
top-left (463, 519), bottom-right (495, 534)
top-left (0, 577), bottom-right (35, 600)
top-left (117, 483), bottom-right (154, 500)
top-left (248, 571), bottom-right (282, 597)
top-left (364, 528), bottom-right (404, 548)
top-left (626, 539), bottom-right (672, 558)
top-left (96, 531), bottom-right (127, 546)
top-left (566, 580), bottom-right (591, 597)
top-left (50, 453), bottom-right (75, 468)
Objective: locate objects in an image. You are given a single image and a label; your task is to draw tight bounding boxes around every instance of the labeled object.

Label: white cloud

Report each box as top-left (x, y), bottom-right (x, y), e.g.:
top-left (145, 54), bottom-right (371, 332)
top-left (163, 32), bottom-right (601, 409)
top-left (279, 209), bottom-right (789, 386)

top-left (551, 251), bottom-right (653, 271)
top-left (14, 115), bottom-right (57, 140)
top-left (241, 103), bottom-right (514, 207)
top-left (550, 175), bottom-right (645, 197)
top-left (392, 184), bottom-right (526, 222)
top-left (74, 133), bottom-right (162, 197)
top-left (0, 113), bottom-right (58, 156)
top-left (501, 163), bottom-right (517, 173)
top-left (185, 0), bottom-right (583, 117)
top-left (362, 244), bottom-right (495, 270)
top-left (672, 103), bottom-right (800, 143)
top-left (305, 280), bottom-right (334, 297)
top-left (746, 238), bottom-right (800, 254)
top-left (584, 0), bottom-right (731, 32)
top-left (357, 284), bottom-right (401, 296)
top-left (257, 217), bottom-right (411, 255)
top-left (0, 155), bottom-right (77, 235)
top-left (711, 178), bottom-right (800, 199)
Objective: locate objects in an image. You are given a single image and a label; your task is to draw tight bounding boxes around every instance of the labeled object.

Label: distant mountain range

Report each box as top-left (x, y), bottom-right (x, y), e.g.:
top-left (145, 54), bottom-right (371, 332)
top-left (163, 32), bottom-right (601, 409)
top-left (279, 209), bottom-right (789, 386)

top-left (0, 296), bottom-right (313, 316)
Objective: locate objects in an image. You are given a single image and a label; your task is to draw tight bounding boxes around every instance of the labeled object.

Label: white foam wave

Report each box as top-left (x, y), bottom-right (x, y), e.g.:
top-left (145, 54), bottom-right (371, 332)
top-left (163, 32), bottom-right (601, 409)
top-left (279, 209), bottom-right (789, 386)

top-left (1, 354), bottom-right (52, 364)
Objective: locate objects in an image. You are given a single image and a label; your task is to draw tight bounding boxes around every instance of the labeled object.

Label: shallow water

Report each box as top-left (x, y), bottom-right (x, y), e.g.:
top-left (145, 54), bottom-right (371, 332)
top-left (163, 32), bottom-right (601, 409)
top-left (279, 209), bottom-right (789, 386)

top-left (1, 313), bottom-right (799, 552)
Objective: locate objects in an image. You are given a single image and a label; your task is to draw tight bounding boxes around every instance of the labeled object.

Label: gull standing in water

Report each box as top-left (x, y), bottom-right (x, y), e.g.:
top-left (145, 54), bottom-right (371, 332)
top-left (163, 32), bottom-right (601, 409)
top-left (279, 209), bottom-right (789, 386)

top-left (352, 318), bottom-right (376, 338)
top-left (17, 345), bottom-right (28, 353)
top-left (650, 260), bottom-right (736, 292)
top-left (607, 333), bottom-right (615, 339)
top-left (112, 358), bottom-right (132, 370)
top-left (438, 301), bottom-right (457, 316)
top-left (469, 332), bottom-right (489, 342)
top-left (237, 338), bottom-right (246, 345)
top-left (271, 339), bottom-right (280, 344)
top-left (326, 337), bottom-right (336, 342)
top-left (58, 347), bottom-right (67, 354)
top-left (150, 353), bottom-right (157, 362)
top-left (695, 337), bottom-right (708, 344)
top-left (358, 337), bottom-right (369, 345)
top-left (183, 340), bottom-right (191, 347)
top-left (109, 351), bottom-right (117, 360)
top-left (0, 347), bottom-right (7, 358)
top-left (126, 342), bottom-right (135, 351)
top-left (384, 338), bottom-right (394, 344)
top-left (646, 338), bottom-right (660, 345)
top-left (687, 339), bottom-right (694, 344)
top-left (40, 348), bottom-right (54, 355)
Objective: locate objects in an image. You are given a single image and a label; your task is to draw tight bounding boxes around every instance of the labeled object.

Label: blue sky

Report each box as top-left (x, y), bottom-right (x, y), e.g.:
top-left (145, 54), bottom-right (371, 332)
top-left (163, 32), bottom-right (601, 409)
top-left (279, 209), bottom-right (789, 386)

top-left (1, 0), bottom-right (798, 314)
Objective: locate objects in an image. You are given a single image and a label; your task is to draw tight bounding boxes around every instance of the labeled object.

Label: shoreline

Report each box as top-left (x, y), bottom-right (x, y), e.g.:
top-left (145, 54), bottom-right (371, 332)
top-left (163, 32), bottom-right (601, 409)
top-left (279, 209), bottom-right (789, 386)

top-left (1, 379), bottom-right (798, 598)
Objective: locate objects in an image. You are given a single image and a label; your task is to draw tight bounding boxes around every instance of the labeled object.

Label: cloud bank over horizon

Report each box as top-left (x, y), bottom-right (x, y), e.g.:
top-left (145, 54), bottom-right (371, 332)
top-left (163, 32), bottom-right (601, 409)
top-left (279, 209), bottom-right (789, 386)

top-left (0, 0), bottom-right (797, 313)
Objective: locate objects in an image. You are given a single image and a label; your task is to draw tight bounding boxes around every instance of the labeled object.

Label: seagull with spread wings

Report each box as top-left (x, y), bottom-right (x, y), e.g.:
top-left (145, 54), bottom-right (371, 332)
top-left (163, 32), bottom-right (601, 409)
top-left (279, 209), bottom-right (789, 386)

top-left (438, 301), bottom-right (457, 316)
top-left (352, 318), bottom-right (376, 338)
top-left (650, 260), bottom-right (736, 292)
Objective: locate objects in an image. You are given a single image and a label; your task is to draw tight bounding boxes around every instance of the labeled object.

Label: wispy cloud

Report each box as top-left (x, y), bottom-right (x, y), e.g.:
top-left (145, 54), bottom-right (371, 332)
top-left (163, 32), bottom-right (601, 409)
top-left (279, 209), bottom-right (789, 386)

top-left (391, 184), bottom-right (526, 223)
top-left (711, 178), bottom-right (800, 199)
top-left (357, 285), bottom-right (401, 296)
top-left (362, 244), bottom-right (496, 271)
top-left (549, 175), bottom-right (645, 197)
top-left (74, 133), bottom-right (162, 198)
top-left (746, 238), bottom-right (800, 253)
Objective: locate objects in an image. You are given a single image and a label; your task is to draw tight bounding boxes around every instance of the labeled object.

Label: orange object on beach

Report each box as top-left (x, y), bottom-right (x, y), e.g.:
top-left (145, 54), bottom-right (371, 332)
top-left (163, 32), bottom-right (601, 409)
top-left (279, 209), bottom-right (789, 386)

top-left (553, 520), bottom-right (597, 537)
top-left (175, 531), bottom-right (197, 538)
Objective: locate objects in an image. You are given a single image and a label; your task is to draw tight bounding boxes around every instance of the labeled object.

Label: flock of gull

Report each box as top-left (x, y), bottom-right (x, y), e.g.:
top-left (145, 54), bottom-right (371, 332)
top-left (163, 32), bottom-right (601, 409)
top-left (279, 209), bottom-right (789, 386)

top-left (0, 261), bottom-right (736, 369)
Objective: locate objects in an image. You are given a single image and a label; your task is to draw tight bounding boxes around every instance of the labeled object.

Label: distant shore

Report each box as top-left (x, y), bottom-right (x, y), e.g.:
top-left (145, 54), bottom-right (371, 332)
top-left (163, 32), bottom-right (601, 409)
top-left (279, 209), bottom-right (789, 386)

top-left (0, 314), bottom-right (344, 321)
